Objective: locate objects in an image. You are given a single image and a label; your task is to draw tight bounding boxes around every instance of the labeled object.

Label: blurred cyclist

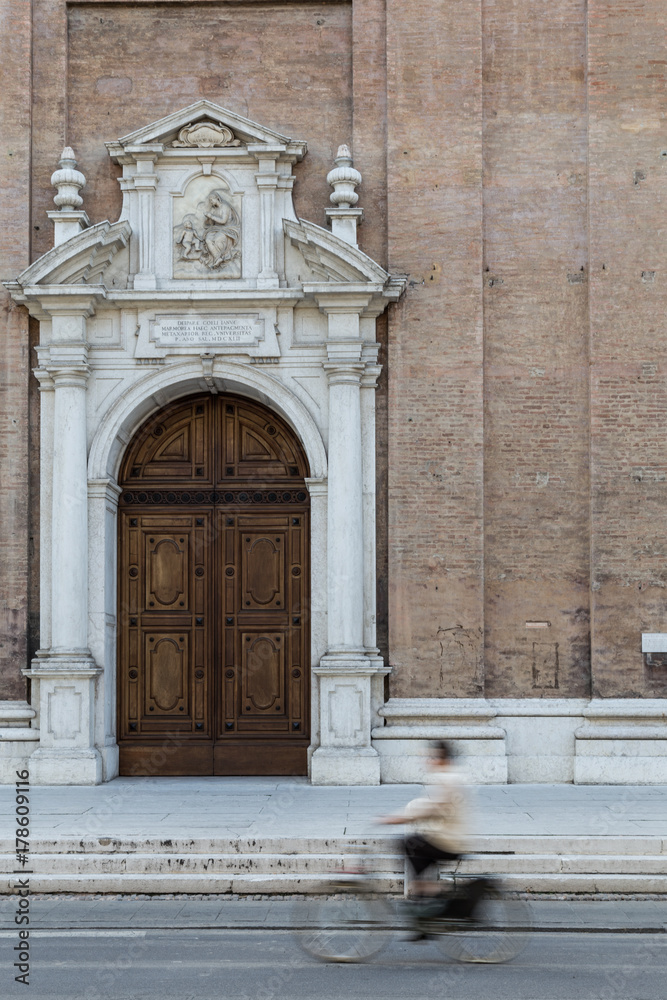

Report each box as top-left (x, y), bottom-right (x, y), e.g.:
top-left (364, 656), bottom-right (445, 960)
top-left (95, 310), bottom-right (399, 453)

top-left (378, 739), bottom-right (468, 899)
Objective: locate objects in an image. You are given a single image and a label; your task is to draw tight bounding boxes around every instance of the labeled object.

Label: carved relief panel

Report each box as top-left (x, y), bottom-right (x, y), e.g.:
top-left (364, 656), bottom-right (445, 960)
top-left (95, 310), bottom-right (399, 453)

top-left (173, 176), bottom-right (242, 279)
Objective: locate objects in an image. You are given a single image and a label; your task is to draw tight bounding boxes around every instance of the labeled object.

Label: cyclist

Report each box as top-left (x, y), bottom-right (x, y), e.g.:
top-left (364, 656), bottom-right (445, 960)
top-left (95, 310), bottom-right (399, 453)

top-left (379, 739), bottom-right (468, 902)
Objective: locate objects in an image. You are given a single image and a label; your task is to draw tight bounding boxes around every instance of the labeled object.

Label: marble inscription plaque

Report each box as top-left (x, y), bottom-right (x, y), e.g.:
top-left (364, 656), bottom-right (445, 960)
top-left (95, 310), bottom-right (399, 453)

top-left (151, 314), bottom-right (263, 347)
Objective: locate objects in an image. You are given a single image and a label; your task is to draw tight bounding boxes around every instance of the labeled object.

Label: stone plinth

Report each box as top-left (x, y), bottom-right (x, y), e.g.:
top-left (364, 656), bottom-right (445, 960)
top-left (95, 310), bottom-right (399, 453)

top-left (575, 700), bottom-right (667, 784)
top-left (372, 698), bottom-right (507, 783)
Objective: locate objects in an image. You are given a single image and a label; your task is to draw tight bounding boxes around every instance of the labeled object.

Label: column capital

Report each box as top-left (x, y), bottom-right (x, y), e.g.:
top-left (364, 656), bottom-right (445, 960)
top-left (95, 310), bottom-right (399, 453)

top-left (361, 363), bottom-right (382, 389)
top-left (323, 361), bottom-right (364, 387)
top-left (33, 367), bottom-right (55, 391)
top-left (50, 365), bottom-right (90, 389)
top-left (34, 292), bottom-right (99, 319)
top-left (88, 478), bottom-right (122, 504)
top-left (313, 293), bottom-right (374, 315)
top-left (304, 476), bottom-right (328, 497)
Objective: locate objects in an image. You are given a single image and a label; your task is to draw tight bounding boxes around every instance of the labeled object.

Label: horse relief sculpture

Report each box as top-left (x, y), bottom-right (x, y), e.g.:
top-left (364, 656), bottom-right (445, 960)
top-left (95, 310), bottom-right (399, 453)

top-left (173, 187), bottom-right (242, 279)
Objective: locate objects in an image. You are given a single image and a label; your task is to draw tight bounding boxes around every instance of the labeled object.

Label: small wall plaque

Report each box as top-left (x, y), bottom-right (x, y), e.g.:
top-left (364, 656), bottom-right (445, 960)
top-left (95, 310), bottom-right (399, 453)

top-left (642, 633), bottom-right (667, 653)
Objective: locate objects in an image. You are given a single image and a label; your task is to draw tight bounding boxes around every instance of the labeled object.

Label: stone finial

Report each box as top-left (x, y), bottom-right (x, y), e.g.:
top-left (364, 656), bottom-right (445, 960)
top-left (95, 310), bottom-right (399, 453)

top-left (51, 147), bottom-right (86, 211)
top-left (327, 144), bottom-right (362, 208)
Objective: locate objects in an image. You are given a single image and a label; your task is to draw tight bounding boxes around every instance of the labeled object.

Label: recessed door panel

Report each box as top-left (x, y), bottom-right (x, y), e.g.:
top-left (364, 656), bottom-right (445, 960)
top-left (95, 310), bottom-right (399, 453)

top-left (242, 533), bottom-right (284, 609)
top-left (146, 633), bottom-right (187, 713)
top-left (145, 534), bottom-right (189, 610)
top-left (242, 632), bottom-right (285, 714)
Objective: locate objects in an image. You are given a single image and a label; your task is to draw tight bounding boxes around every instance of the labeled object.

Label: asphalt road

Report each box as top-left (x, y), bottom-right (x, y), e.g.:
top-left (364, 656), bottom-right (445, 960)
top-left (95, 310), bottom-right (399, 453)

top-left (2, 926), bottom-right (666, 1000)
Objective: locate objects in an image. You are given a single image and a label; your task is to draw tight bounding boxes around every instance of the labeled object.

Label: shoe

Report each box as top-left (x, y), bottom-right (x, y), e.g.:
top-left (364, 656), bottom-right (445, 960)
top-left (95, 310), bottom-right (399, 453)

top-left (405, 930), bottom-right (432, 942)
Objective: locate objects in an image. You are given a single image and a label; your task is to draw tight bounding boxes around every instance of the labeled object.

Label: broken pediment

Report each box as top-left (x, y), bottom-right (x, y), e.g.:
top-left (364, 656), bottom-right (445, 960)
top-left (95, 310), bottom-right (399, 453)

top-left (6, 220), bottom-right (130, 291)
top-left (285, 219), bottom-right (389, 286)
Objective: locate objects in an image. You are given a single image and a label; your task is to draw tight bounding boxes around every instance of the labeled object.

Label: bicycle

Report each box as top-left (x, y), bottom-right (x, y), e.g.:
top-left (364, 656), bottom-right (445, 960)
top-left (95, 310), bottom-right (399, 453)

top-left (293, 848), bottom-right (532, 965)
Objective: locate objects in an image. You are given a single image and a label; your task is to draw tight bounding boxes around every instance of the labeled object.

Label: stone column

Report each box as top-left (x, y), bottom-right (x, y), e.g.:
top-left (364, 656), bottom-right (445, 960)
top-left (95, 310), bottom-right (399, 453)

top-left (360, 353), bottom-right (389, 730)
top-left (325, 358), bottom-right (366, 653)
top-left (25, 322), bottom-right (102, 784)
top-left (50, 365), bottom-right (91, 652)
top-left (311, 318), bottom-right (385, 784)
top-left (88, 478), bottom-right (122, 781)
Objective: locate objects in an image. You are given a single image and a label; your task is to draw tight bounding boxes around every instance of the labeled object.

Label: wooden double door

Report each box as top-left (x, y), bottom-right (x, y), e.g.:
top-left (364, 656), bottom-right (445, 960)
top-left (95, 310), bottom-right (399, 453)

top-left (117, 393), bottom-right (310, 776)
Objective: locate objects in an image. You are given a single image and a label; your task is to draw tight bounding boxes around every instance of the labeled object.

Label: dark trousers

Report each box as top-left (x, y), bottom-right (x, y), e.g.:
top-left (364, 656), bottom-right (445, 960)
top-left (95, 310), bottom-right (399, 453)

top-left (403, 833), bottom-right (460, 879)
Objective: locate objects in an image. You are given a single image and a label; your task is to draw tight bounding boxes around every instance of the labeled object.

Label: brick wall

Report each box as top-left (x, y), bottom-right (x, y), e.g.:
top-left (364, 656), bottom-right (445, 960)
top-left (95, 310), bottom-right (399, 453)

top-left (3, 0), bottom-right (667, 704)
top-left (588, 0), bottom-right (667, 697)
top-left (0, 0), bottom-right (31, 699)
top-left (481, 0), bottom-right (590, 698)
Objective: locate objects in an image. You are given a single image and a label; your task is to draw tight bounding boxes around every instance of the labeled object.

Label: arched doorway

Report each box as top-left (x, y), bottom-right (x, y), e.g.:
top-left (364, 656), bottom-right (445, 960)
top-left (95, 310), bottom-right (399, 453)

top-left (117, 392), bottom-right (310, 776)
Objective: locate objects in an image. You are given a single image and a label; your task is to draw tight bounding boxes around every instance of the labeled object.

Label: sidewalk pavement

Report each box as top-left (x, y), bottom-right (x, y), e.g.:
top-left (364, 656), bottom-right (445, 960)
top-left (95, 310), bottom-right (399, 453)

top-left (1, 777), bottom-right (666, 840)
top-left (0, 896), bottom-right (665, 932)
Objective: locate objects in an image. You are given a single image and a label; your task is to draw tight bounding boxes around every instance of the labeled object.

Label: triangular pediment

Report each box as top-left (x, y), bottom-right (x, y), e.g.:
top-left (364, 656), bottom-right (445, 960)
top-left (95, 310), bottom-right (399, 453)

top-left (106, 100), bottom-right (307, 159)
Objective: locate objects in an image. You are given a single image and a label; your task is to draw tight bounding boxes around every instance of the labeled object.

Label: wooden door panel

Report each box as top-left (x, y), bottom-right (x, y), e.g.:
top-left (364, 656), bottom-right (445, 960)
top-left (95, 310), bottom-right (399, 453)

top-left (220, 402), bottom-right (308, 481)
top-left (120, 399), bottom-right (214, 484)
top-left (242, 632), bottom-right (285, 714)
top-left (146, 633), bottom-right (187, 713)
top-left (241, 533), bottom-right (285, 609)
top-left (118, 393), bottom-right (310, 776)
top-left (145, 534), bottom-right (189, 610)
top-left (119, 511), bottom-right (212, 741)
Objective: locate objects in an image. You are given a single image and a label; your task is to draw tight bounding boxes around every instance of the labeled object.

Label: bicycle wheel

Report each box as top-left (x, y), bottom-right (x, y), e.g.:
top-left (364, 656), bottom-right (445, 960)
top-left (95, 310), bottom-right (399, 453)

top-left (432, 885), bottom-right (532, 964)
top-left (293, 880), bottom-right (391, 963)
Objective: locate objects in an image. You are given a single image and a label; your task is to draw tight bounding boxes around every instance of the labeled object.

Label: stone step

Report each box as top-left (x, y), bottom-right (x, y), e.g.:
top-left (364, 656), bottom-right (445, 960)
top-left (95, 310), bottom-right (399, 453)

top-left (0, 852), bottom-right (404, 876)
top-left (2, 834), bottom-right (665, 855)
top-left (4, 832), bottom-right (666, 894)
top-left (3, 851), bottom-right (666, 878)
top-left (3, 870), bottom-right (667, 895)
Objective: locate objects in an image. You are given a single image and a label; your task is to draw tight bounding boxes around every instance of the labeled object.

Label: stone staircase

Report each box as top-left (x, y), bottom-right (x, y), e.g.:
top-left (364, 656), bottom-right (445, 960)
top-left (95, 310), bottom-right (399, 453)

top-left (3, 834), bottom-right (667, 894)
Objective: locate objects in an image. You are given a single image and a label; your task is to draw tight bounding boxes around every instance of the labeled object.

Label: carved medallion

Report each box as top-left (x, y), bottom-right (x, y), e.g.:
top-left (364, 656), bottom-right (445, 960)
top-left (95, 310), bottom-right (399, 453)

top-left (171, 121), bottom-right (241, 148)
top-left (173, 178), bottom-right (242, 279)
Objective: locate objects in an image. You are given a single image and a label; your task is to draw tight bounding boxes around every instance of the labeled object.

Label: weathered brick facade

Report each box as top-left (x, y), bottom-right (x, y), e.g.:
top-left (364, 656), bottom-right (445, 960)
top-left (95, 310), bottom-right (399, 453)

top-left (2, 0), bottom-right (667, 781)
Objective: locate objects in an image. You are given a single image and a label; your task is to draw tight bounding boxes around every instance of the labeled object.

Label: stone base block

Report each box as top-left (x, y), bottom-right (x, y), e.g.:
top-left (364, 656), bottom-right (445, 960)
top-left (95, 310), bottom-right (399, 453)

top-left (574, 699), bottom-right (667, 784)
top-left (28, 748), bottom-right (103, 785)
top-left (0, 701), bottom-right (40, 782)
top-left (0, 742), bottom-right (38, 782)
top-left (575, 744), bottom-right (667, 784)
top-left (310, 747), bottom-right (381, 785)
top-left (492, 701), bottom-right (587, 783)
top-left (507, 755), bottom-right (574, 783)
top-left (100, 744), bottom-right (120, 782)
top-left (373, 737), bottom-right (507, 784)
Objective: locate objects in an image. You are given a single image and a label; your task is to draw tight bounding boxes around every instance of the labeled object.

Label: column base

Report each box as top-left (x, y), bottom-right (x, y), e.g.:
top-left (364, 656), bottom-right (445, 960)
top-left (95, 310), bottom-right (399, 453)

top-left (310, 746), bottom-right (381, 785)
top-left (27, 747), bottom-right (103, 785)
top-left (23, 654), bottom-right (103, 785)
